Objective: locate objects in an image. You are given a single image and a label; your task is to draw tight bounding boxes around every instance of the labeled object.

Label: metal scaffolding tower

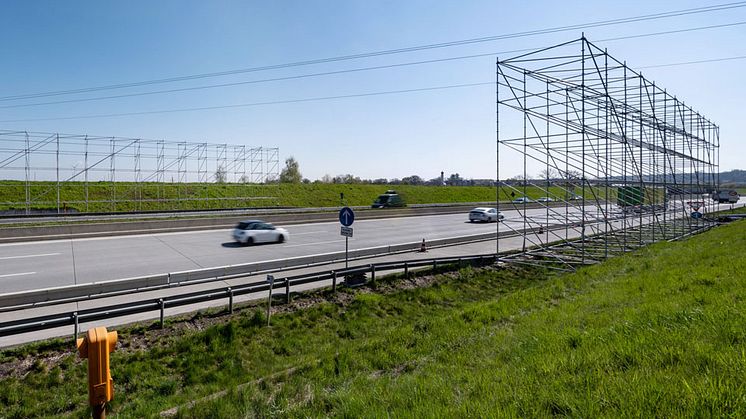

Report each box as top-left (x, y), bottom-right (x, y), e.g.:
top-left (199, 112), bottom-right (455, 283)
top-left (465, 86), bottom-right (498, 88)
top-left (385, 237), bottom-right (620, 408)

top-left (496, 36), bottom-right (719, 270)
top-left (0, 130), bottom-right (280, 214)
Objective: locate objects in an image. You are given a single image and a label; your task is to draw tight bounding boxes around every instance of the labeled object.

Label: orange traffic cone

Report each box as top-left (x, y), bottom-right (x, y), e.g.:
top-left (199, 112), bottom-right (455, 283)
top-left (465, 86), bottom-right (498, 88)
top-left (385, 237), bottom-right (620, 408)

top-left (419, 239), bottom-right (427, 252)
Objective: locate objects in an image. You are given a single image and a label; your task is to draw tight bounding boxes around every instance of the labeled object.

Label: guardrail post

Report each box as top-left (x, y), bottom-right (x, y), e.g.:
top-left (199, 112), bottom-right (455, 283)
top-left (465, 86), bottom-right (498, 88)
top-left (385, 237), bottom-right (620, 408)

top-left (228, 287), bottom-right (234, 314)
top-left (72, 312), bottom-right (79, 345)
top-left (433, 260), bottom-right (437, 270)
top-left (332, 271), bottom-right (337, 293)
top-left (285, 278), bottom-right (291, 304)
top-left (159, 299), bottom-right (165, 328)
top-left (267, 275), bottom-right (274, 327)
top-left (404, 262), bottom-right (409, 278)
top-left (371, 265), bottom-right (376, 283)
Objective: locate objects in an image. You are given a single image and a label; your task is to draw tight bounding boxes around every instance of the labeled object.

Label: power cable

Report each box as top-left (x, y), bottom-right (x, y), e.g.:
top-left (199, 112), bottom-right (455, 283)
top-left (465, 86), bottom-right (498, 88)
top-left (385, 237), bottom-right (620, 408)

top-left (638, 55), bottom-right (746, 69)
top-left (2, 20), bottom-right (744, 110)
top-left (0, 82), bottom-right (494, 123)
top-left (0, 1), bottom-right (744, 102)
top-left (3, 45), bottom-right (744, 124)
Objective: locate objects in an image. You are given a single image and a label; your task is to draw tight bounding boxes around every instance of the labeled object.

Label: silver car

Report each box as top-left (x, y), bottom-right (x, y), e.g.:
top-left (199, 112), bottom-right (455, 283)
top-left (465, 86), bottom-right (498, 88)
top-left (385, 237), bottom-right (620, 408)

top-left (232, 220), bottom-right (289, 245)
top-left (469, 208), bottom-right (504, 223)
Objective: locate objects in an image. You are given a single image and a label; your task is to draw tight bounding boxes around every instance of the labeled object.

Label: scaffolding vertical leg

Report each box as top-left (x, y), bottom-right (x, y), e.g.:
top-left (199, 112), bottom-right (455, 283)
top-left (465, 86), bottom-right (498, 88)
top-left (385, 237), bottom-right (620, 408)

top-left (110, 138), bottom-right (116, 212)
top-left (24, 131), bottom-right (30, 215)
top-left (84, 136), bottom-right (89, 213)
top-left (495, 57), bottom-right (501, 257)
top-left (56, 133), bottom-right (60, 214)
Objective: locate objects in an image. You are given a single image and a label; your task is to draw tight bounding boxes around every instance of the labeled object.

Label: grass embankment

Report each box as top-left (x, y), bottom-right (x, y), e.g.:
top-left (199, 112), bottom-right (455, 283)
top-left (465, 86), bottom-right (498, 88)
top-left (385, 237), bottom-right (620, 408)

top-left (712, 205), bottom-right (746, 216)
top-left (0, 180), bottom-right (596, 213)
top-left (3, 221), bottom-right (745, 417)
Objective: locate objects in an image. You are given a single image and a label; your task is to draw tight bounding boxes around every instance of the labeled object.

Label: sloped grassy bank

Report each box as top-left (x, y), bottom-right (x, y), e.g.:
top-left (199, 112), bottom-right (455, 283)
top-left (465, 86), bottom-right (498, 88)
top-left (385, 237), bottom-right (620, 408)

top-left (1, 221), bottom-right (745, 417)
top-left (0, 181), bottom-right (584, 212)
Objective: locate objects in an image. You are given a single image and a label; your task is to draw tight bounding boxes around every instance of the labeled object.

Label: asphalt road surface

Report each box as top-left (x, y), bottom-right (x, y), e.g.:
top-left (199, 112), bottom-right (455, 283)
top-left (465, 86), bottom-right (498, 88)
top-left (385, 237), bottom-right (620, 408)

top-left (0, 201), bottom-right (740, 294)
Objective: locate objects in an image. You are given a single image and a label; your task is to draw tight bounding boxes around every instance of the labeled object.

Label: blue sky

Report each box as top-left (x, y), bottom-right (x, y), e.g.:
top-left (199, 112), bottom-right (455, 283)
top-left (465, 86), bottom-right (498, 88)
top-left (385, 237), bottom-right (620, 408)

top-left (0, 1), bottom-right (744, 180)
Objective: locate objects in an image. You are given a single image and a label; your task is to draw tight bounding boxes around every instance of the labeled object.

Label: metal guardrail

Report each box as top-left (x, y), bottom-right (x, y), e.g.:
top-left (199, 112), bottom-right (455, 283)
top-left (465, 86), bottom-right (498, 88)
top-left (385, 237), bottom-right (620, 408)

top-left (0, 230), bottom-right (508, 310)
top-left (0, 253), bottom-right (499, 338)
top-left (0, 203), bottom-right (494, 240)
top-left (0, 201), bottom-right (530, 223)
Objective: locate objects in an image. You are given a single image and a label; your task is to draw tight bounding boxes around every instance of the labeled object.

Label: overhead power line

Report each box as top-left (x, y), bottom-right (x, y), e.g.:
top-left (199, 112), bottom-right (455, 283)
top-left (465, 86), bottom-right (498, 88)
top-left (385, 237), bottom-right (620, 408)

top-left (0, 1), bottom-right (744, 102)
top-left (0, 82), bottom-right (494, 123)
top-left (2, 48), bottom-right (744, 124)
top-left (2, 20), bottom-right (745, 110)
top-left (638, 55), bottom-right (746, 69)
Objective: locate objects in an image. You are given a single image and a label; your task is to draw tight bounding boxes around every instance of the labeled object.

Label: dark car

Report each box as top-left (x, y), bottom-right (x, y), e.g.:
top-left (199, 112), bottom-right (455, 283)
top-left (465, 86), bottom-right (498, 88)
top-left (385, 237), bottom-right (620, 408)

top-left (372, 190), bottom-right (405, 208)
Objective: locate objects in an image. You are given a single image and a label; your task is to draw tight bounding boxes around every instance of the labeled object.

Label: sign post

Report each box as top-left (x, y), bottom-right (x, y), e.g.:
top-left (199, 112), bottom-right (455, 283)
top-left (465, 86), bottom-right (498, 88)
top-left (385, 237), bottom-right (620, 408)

top-left (689, 202), bottom-right (703, 220)
top-left (339, 207), bottom-right (355, 269)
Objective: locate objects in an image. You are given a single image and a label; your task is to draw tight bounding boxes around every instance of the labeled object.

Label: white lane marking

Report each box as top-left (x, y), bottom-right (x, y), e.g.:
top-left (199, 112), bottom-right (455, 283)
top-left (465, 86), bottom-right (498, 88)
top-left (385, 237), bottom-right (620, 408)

top-left (0, 252), bottom-right (61, 260)
top-left (287, 230), bottom-right (326, 235)
top-left (284, 240), bottom-right (341, 248)
top-left (0, 272), bottom-right (36, 278)
top-left (0, 228), bottom-right (234, 247)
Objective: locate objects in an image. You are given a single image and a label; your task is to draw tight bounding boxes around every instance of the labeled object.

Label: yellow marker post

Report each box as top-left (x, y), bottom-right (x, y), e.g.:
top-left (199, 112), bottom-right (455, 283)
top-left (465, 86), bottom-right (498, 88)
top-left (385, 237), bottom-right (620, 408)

top-left (77, 326), bottom-right (117, 419)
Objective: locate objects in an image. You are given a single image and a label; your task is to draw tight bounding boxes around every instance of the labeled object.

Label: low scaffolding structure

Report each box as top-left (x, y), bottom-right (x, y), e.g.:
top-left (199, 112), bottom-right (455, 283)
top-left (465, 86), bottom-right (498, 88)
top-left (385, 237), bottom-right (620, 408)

top-left (496, 36), bottom-right (719, 270)
top-left (0, 130), bottom-right (280, 214)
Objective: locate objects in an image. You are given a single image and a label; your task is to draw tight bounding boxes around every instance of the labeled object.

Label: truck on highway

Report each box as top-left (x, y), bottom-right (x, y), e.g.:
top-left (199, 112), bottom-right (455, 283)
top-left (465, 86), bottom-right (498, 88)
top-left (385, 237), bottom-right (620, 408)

top-left (617, 186), bottom-right (644, 207)
top-left (712, 190), bottom-right (740, 203)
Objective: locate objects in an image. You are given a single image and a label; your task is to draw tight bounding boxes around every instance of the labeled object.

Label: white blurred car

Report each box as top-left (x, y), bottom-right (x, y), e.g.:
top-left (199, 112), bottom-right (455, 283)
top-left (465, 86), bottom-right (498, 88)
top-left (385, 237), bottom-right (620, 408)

top-left (537, 197), bottom-right (554, 203)
top-left (232, 220), bottom-right (289, 245)
top-left (469, 208), bottom-right (504, 223)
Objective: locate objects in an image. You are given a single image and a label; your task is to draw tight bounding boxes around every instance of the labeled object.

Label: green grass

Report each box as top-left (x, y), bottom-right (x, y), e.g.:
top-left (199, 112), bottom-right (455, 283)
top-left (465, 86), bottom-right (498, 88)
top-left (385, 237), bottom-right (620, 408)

top-left (712, 205), bottom-right (746, 216)
top-left (0, 180), bottom-right (620, 213)
top-left (0, 181), bottom-right (505, 212)
top-left (2, 221), bottom-right (745, 417)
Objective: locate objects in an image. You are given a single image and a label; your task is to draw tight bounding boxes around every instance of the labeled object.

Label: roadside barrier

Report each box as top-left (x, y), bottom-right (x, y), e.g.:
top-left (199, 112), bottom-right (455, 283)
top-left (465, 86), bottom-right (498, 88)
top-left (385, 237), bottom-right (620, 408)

top-left (0, 253), bottom-right (500, 338)
top-left (0, 231), bottom-right (504, 310)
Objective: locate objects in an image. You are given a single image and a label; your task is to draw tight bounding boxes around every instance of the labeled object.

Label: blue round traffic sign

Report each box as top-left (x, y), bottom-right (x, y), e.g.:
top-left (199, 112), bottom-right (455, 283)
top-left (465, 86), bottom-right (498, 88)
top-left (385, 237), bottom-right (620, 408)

top-left (691, 211), bottom-right (702, 219)
top-left (339, 206), bottom-right (355, 226)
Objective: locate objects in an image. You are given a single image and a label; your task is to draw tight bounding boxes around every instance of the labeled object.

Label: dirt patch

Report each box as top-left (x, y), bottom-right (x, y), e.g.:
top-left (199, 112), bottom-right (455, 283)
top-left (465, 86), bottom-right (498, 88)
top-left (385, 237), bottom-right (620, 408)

top-left (0, 350), bottom-right (72, 380)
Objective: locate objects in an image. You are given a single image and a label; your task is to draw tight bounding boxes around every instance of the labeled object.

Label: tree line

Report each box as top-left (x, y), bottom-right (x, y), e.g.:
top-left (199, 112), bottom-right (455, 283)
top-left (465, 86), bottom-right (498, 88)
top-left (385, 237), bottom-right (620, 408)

top-left (278, 157), bottom-right (490, 186)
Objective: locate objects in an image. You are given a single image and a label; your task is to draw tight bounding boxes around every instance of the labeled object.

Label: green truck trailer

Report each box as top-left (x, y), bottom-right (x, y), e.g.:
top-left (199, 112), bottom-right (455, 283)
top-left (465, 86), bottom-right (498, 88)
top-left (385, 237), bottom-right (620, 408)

top-left (617, 186), bottom-right (644, 207)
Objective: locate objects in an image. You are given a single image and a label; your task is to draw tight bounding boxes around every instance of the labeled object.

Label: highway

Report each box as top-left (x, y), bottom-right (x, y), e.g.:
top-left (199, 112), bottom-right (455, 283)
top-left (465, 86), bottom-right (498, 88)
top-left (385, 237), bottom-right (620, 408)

top-left (0, 200), bottom-right (739, 294)
top-left (0, 207), bottom-right (560, 293)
